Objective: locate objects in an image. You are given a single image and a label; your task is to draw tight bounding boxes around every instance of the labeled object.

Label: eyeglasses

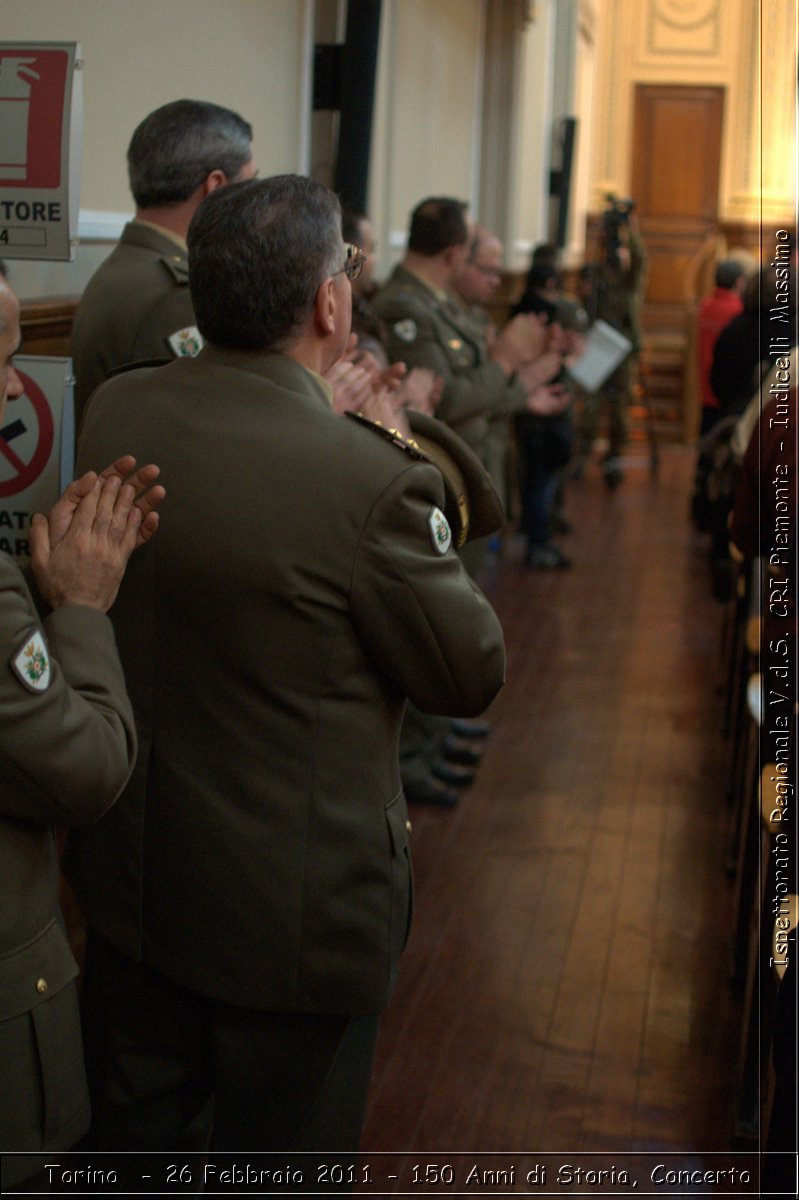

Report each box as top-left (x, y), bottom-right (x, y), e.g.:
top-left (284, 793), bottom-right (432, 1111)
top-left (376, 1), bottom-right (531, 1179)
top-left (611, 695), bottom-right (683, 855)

top-left (333, 243), bottom-right (366, 282)
top-left (468, 260), bottom-right (501, 278)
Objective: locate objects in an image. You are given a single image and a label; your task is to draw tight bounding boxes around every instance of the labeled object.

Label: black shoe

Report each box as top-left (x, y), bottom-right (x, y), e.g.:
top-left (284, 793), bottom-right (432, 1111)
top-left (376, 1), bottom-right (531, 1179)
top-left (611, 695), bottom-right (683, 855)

top-left (525, 542), bottom-right (571, 570)
top-left (442, 734), bottom-right (482, 766)
top-left (431, 760), bottom-right (476, 789)
top-left (450, 718), bottom-right (491, 740)
top-left (404, 778), bottom-right (460, 807)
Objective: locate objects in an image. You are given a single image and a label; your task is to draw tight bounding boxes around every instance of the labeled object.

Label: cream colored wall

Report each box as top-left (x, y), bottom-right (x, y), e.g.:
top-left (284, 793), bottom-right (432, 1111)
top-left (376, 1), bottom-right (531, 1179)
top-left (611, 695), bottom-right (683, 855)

top-left (11, 0), bottom-right (790, 301)
top-left (726, 0), bottom-right (796, 223)
top-left (590, 0), bottom-right (796, 223)
top-left (503, 0), bottom-right (555, 272)
top-left (476, 0), bottom-right (595, 273)
top-left (2, 0), bottom-right (313, 296)
top-left (369, 0), bottom-right (485, 275)
top-left (566, 0), bottom-right (599, 264)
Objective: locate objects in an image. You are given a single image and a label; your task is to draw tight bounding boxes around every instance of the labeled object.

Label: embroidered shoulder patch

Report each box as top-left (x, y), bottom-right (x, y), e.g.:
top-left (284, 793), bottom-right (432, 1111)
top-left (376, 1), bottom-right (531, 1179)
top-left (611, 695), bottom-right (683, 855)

top-left (167, 325), bottom-right (204, 357)
top-left (428, 506), bottom-right (452, 555)
top-left (11, 630), bottom-right (51, 693)
top-left (393, 318), bottom-right (417, 344)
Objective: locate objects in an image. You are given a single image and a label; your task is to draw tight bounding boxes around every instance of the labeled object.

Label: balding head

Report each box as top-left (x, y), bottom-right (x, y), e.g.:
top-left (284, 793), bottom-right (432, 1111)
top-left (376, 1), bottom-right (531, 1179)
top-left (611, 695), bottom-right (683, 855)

top-left (452, 226), bottom-right (503, 307)
top-left (408, 197), bottom-right (469, 257)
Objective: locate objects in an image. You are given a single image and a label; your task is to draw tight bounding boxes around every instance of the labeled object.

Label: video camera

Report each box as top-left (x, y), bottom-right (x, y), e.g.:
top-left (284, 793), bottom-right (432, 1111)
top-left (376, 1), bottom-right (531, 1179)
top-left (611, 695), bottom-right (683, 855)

top-left (601, 194), bottom-right (635, 268)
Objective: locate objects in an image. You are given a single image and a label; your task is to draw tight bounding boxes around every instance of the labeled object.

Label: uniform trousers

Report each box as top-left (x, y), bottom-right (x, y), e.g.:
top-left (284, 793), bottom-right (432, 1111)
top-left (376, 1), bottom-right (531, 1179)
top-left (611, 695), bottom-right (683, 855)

top-left (398, 702), bottom-right (452, 787)
top-left (80, 935), bottom-right (380, 1155)
top-left (579, 359), bottom-right (634, 459)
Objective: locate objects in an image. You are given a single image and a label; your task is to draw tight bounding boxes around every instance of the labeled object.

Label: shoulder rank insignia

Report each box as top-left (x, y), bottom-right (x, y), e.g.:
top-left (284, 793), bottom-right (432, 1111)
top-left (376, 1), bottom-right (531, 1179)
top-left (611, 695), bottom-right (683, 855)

top-left (11, 630), bottom-right (51, 693)
top-left (428, 506), bottom-right (452, 555)
top-left (345, 411), bottom-right (428, 460)
top-left (393, 318), bottom-right (417, 344)
top-left (167, 325), bottom-right (204, 357)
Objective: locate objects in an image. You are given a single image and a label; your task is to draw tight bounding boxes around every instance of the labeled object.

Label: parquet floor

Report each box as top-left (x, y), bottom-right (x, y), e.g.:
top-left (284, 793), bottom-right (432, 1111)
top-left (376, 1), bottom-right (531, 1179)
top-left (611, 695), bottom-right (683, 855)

top-left (359, 446), bottom-right (746, 1172)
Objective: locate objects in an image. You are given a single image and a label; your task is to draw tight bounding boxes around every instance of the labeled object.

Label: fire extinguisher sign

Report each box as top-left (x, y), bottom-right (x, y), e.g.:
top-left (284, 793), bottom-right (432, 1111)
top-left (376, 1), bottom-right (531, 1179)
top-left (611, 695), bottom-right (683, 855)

top-left (0, 43), bottom-right (83, 262)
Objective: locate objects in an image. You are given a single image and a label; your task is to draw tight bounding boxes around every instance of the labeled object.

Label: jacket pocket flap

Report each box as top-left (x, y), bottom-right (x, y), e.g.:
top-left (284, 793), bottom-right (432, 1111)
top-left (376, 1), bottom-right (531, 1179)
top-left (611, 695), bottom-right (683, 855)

top-left (0, 920), bottom-right (78, 1021)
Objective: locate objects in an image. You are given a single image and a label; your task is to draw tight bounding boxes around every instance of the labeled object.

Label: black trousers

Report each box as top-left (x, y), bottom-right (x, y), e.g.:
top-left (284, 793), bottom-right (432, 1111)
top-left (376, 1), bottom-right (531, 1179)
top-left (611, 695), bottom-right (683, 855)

top-left (80, 935), bottom-right (380, 1155)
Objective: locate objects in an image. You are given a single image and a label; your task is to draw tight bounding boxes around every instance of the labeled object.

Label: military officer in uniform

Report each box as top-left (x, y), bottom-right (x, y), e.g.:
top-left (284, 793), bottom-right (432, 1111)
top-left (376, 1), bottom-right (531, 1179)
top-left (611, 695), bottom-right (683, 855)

top-left (0, 268), bottom-right (164, 1188)
top-left (71, 99), bottom-right (255, 428)
top-left (68, 175), bottom-right (506, 1154)
top-left (449, 227), bottom-right (565, 528)
top-left (373, 203), bottom-right (564, 802)
top-left (374, 200), bottom-right (557, 475)
top-left (450, 226), bottom-right (511, 507)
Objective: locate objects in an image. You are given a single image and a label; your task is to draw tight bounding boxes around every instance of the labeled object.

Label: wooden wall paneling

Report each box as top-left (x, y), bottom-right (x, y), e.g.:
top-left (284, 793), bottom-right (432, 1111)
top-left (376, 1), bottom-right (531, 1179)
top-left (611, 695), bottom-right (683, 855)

top-left (19, 296), bottom-right (78, 358)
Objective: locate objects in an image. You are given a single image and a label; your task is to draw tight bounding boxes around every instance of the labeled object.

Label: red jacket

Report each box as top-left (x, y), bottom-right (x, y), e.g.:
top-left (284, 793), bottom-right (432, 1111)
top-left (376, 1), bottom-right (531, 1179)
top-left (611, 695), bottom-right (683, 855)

top-left (697, 287), bottom-right (744, 409)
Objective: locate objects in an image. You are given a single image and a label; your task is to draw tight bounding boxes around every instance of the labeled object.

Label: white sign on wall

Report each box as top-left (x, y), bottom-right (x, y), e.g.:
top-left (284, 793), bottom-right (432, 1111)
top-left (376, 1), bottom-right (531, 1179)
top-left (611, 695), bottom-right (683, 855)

top-left (0, 42), bottom-right (83, 261)
top-left (0, 355), bottom-right (74, 558)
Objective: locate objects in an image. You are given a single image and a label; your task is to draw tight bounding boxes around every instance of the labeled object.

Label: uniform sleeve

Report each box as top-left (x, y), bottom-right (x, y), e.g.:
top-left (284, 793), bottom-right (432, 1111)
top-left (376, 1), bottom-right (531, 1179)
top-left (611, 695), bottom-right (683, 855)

top-left (380, 300), bottom-right (520, 428)
top-left (349, 461), bottom-right (506, 715)
top-left (0, 559), bottom-right (136, 826)
top-left (130, 282), bottom-right (197, 363)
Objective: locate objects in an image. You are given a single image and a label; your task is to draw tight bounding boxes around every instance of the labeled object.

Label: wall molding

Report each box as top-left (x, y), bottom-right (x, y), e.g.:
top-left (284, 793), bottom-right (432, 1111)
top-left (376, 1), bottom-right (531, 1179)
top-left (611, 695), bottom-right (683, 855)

top-left (77, 210), bottom-right (131, 241)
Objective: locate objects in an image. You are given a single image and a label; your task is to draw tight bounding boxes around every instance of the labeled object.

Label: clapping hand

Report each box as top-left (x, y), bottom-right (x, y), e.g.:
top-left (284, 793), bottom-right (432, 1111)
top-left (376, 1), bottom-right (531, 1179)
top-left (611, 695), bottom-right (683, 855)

top-left (46, 456), bottom-right (164, 550)
top-left (31, 460), bottom-right (165, 613)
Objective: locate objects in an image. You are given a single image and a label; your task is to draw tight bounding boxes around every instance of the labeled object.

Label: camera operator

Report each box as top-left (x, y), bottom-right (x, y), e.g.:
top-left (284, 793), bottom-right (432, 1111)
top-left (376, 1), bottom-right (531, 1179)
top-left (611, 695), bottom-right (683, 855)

top-left (580, 196), bottom-right (647, 488)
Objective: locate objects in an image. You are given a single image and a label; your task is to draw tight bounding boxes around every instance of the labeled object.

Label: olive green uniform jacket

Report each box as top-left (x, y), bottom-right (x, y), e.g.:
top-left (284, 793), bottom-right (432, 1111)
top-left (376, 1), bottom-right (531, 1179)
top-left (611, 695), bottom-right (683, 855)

top-left (590, 228), bottom-right (648, 352)
top-left (69, 349), bottom-right (506, 1017)
top-left (373, 265), bottom-right (527, 469)
top-left (71, 220), bottom-right (199, 429)
top-left (0, 556), bottom-right (136, 1184)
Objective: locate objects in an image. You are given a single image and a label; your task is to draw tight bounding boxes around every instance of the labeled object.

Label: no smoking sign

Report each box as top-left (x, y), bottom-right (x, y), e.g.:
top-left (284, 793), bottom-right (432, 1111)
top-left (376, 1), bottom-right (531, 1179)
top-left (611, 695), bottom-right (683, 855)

top-left (0, 355), bottom-right (73, 558)
top-left (0, 367), bottom-right (54, 496)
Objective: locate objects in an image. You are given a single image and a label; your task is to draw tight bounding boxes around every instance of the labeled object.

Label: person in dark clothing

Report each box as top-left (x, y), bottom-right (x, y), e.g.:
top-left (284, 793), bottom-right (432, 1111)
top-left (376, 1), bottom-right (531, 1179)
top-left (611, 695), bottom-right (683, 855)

top-left (710, 267), bottom-right (781, 419)
top-left (696, 258), bottom-right (747, 436)
top-left (511, 261), bottom-right (582, 569)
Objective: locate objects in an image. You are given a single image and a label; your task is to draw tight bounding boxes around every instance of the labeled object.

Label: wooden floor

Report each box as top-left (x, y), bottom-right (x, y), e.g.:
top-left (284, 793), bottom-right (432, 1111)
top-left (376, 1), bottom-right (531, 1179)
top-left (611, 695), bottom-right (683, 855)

top-left (359, 446), bottom-right (747, 1175)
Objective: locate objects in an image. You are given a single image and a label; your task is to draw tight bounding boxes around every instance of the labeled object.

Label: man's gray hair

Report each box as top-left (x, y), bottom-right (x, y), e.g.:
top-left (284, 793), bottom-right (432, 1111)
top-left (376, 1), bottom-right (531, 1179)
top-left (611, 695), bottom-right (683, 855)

top-left (715, 258), bottom-right (745, 290)
top-left (128, 99), bottom-right (253, 209)
top-left (188, 175), bottom-right (343, 351)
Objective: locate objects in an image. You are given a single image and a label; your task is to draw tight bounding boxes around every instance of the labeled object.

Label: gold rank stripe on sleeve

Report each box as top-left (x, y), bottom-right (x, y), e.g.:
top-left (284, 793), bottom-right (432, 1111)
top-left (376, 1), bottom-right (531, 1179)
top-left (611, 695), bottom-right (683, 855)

top-left (344, 411), bottom-right (428, 460)
top-left (344, 411), bottom-right (472, 548)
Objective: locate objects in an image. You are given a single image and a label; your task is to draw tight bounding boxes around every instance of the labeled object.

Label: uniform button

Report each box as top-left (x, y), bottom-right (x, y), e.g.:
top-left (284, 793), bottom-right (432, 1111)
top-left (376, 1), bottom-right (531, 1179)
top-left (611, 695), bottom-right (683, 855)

top-left (406, 820), bottom-right (412, 834)
top-left (36, 978), bottom-right (48, 994)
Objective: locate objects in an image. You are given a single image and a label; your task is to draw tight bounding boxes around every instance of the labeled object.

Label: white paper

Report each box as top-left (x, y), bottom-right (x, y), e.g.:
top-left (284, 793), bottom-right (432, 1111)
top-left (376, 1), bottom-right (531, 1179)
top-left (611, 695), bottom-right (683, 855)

top-left (566, 318), bottom-right (632, 393)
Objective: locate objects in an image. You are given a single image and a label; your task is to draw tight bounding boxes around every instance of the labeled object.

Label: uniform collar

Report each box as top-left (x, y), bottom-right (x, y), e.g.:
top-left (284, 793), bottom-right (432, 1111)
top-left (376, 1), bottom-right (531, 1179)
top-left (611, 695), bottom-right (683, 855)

top-left (399, 264), bottom-right (449, 304)
top-left (195, 346), bottom-right (333, 406)
top-left (132, 218), bottom-right (188, 251)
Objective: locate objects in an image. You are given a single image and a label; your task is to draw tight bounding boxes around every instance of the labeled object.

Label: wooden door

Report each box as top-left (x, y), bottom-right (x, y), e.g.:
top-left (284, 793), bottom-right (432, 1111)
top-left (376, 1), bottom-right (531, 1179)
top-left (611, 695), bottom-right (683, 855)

top-left (631, 84), bottom-right (725, 442)
top-left (632, 84), bottom-right (724, 330)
